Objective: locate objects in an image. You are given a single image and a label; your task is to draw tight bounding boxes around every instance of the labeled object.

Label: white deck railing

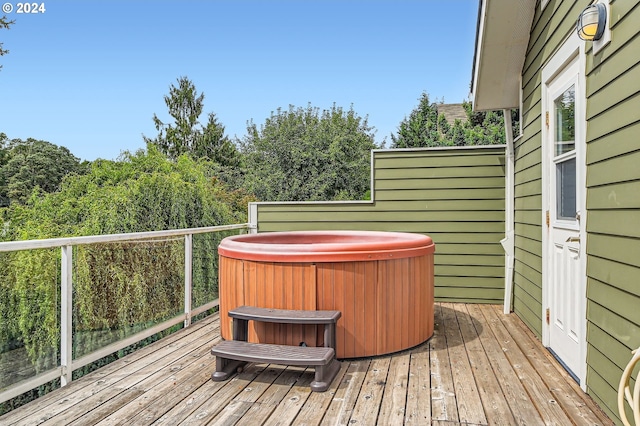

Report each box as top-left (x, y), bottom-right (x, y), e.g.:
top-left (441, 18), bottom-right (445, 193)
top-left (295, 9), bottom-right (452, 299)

top-left (0, 223), bottom-right (250, 404)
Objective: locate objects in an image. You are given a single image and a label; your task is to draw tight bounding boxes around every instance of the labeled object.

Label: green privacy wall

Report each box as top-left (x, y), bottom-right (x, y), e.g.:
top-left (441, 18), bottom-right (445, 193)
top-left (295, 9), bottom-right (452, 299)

top-left (253, 146), bottom-right (506, 304)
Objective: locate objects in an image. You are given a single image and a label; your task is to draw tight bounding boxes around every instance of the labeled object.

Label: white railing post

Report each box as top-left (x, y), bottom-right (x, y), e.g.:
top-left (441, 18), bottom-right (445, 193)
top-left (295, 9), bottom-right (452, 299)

top-left (0, 224), bottom-right (246, 405)
top-left (60, 245), bottom-right (73, 386)
top-left (248, 203), bottom-right (258, 234)
top-left (184, 234), bottom-right (193, 327)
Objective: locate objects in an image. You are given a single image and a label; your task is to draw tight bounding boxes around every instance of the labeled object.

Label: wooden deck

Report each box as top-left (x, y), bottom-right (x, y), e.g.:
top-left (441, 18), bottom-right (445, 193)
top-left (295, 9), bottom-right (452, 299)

top-left (1, 303), bottom-right (613, 425)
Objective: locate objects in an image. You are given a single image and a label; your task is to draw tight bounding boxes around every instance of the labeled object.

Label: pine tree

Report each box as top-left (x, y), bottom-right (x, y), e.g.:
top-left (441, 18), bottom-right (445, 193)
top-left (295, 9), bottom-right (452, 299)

top-left (143, 77), bottom-right (240, 166)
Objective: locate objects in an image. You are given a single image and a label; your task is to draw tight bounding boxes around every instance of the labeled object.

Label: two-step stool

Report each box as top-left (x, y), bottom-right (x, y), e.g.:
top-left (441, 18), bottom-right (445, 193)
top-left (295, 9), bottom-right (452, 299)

top-left (211, 306), bottom-right (342, 392)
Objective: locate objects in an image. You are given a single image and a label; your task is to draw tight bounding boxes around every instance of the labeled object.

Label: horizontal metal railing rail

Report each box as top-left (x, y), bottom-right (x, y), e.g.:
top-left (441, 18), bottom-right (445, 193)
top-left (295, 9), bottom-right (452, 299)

top-left (0, 223), bottom-right (250, 404)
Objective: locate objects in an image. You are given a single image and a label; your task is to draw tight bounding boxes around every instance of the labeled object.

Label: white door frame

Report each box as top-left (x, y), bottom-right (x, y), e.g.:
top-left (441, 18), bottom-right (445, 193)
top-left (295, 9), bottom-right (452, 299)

top-left (541, 33), bottom-right (588, 390)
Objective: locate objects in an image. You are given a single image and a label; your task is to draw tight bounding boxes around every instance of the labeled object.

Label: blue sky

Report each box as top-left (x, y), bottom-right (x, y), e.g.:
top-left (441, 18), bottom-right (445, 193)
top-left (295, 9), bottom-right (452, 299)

top-left (0, 1), bottom-right (478, 161)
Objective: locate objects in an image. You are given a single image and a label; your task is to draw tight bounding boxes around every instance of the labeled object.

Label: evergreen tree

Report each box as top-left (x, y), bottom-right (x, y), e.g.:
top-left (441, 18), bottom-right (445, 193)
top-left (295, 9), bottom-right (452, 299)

top-left (0, 15), bottom-right (14, 70)
top-left (391, 93), bottom-right (442, 148)
top-left (143, 76), bottom-right (240, 167)
top-left (391, 93), bottom-right (517, 148)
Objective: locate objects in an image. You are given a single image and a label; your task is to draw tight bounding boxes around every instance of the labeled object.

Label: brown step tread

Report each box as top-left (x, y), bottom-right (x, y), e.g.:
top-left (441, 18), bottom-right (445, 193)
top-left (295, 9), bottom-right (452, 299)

top-left (228, 305), bottom-right (341, 324)
top-left (211, 340), bottom-right (335, 366)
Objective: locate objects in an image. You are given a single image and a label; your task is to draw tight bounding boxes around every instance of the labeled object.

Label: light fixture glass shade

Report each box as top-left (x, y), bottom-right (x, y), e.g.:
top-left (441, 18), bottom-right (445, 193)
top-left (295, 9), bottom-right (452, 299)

top-left (576, 3), bottom-right (606, 41)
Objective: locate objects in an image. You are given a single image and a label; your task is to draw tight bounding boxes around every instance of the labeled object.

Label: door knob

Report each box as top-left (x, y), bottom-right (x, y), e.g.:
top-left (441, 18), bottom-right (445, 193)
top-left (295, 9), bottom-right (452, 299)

top-left (566, 236), bottom-right (580, 243)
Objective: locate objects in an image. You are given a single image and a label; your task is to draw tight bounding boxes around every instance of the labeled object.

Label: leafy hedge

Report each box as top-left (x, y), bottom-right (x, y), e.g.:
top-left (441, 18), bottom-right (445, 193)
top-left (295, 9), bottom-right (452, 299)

top-left (1, 148), bottom-right (249, 370)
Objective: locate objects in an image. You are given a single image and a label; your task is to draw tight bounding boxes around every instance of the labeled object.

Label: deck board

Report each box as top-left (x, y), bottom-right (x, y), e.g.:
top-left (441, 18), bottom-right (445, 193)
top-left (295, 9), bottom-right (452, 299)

top-left (0, 303), bottom-right (614, 426)
top-left (405, 347), bottom-right (430, 425)
top-left (320, 359), bottom-right (369, 425)
top-left (494, 305), bottom-right (608, 424)
top-left (349, 357), bottom-right (390, 425)
top-left (445, 304), bottom-right (486, 425)
top-left (378, 353), bottom-right (410, 425)
top-left (481, 303), bottom-right (573, 425)
top-left (455, 303), bottom-right (515, 425)
top-left (465, 303), bottom-right (538, 424)
top-left (430, 304), bottom-right (459, 423)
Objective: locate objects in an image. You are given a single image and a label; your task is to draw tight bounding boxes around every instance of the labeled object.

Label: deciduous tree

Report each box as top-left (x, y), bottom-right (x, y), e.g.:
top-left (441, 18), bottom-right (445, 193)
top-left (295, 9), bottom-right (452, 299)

top-left (0, 137), bottom-right (86, 206)
top-left (241, 104), bottom-right (380, 201)
top-left (2, 148), bottom-right (246, 376)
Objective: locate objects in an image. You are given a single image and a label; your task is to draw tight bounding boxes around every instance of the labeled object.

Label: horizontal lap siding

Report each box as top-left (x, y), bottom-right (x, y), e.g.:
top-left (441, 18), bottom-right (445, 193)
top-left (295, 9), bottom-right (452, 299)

top-left (513, 1), bottom-right (569, 338)
top-left (584, 1), bottom-right (640, 422)
top-left (255, 147), bottom-right (506, 303)
top-left (518, 0), bottom-right (640, 420)
top-left (515, 0), bottom-right (553, 336)
top-left (515, 0), bottom-right (592, 341)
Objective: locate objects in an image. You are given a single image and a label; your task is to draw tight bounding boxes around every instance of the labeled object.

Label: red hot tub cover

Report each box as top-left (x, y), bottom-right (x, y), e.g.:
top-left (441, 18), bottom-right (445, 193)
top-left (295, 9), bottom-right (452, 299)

top-left (218, 230), bottom-right (435, 263)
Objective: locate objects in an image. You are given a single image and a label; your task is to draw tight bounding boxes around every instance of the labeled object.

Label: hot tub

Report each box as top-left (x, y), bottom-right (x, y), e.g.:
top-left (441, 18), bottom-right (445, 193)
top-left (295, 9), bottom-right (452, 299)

top-left (218, 230), bottom-right (435, 358)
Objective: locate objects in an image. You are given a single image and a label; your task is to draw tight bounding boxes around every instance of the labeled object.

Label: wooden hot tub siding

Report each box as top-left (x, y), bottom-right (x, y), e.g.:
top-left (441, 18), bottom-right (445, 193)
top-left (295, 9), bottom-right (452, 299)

top-left (219, 254), bottom-right (434, 359)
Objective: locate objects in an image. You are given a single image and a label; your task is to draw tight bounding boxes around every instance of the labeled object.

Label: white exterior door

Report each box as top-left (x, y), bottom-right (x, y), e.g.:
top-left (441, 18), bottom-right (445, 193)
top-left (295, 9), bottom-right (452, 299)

top-left (542, 38), bottom-right (587, 386)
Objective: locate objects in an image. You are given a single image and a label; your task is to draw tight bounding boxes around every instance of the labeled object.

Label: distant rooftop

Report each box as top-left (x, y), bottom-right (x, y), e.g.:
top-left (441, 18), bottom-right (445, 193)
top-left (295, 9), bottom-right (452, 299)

top-left (438, 103), bottom-right (468, 125)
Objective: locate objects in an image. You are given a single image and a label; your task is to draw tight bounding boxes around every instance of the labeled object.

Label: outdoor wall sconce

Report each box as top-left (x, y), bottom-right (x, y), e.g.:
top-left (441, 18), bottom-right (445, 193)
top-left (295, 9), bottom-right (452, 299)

top-left (576, 2), bottom-right (607, 41)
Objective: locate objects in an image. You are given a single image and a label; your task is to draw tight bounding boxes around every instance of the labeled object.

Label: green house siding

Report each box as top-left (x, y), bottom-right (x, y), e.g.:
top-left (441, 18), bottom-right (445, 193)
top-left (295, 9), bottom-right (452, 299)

top-left (584, 1), bottom-right (640, 422)
top-left (512, 120), bottom-right (543, 337)
top-left (515, 0), bottom-right (595, 338)
top-left (513, 0), bottom-right (640, 422)
top-left (517, 0), bottom-right (596, 344)
top-left (254, 146), bottom-right (506, 304)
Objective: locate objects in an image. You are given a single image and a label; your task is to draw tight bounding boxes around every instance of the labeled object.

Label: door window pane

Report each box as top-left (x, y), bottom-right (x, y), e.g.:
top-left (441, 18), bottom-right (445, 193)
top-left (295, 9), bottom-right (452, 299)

top-left (555, 86), bottom-right (575, 156)
top-left (556, 157), bottom-right (576, 220)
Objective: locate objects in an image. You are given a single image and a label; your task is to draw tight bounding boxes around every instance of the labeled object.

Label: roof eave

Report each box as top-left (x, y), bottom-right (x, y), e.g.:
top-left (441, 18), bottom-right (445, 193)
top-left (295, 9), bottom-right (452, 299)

top-left (471, 0), bottom-right (536, 112)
